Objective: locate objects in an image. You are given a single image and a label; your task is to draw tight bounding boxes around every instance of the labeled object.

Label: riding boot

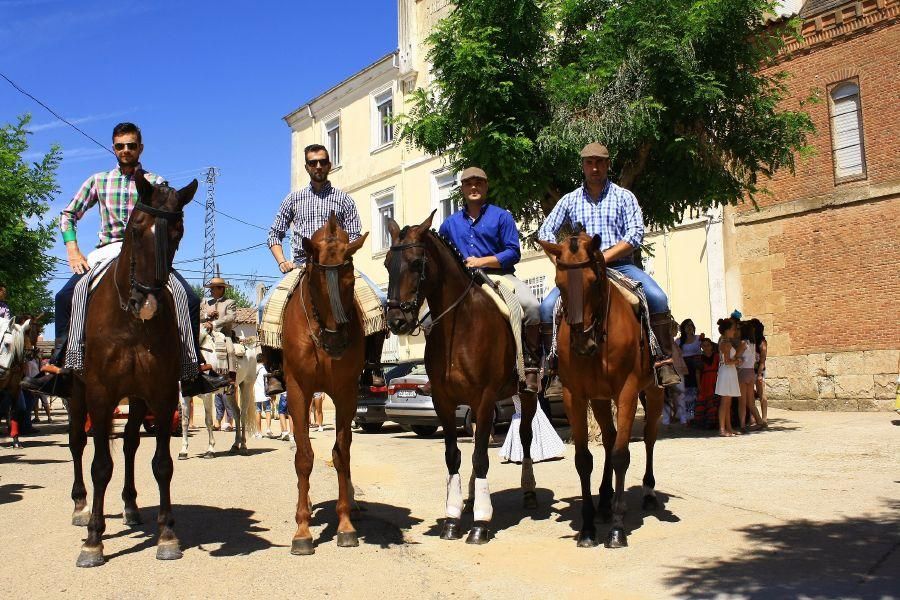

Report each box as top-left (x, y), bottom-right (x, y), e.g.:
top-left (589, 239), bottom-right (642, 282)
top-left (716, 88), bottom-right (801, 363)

top-left (540, 323), bottom-right (563, 399)
top-left (21, 337), bottom-right (73, 398)
top-left (363, 332), bottom-right (386, 387)
top-left (259, 345), bottom-right (286, 395)
top-left (522, 323), bottom-right (541, 394)
top-left (180, 365), bottom-right (230, 397)
top-left (650, 311), bottom-right (682, 387)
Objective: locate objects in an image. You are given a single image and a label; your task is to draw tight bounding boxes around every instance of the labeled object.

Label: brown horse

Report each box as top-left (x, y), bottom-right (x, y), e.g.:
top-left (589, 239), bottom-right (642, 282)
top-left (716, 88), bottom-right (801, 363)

top-left (281, 214), bottom-right (369, 555)
top-left (68, 171), bottom-right (197, 567)
top-left (384, 211), bottom-right (540, 544)
top-left (538, 231), bottom-right (664, 549)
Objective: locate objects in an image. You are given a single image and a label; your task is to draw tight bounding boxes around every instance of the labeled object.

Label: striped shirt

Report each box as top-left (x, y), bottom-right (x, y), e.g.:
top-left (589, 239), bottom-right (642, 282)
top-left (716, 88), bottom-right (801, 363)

top-left (267, 181), bottom-right (362, 264)
top-left (537, 180), bottom-right (644, 251)
top-left (60, 164), bottom-right (165, 247)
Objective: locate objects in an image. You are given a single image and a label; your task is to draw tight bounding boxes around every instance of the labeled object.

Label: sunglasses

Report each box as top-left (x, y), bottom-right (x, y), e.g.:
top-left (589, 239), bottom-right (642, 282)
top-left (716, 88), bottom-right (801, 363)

top-left (114, 142), bottom-right (139, 151)
top-left (306, 159), bottom-right (330, 167)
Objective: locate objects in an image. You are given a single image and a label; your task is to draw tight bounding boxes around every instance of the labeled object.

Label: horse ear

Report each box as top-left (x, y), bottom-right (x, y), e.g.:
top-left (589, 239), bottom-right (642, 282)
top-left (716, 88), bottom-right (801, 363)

top-left (19, 319), bottom-right (31, 333)
top-left (419, 209), bottom-right (437, 232)
top-left (387, 218), bottom-right (400, 243)
top-left (346, 232), bottom-right (369, 257)
top-left (176, 179), bottom-right (199, 208)
top-left (327, 210), bottom-right (338, 235)
top-left (537, 239), bottom-right (562, 258)
top-left (301, 236), bottom-right (316, 259)
top-left (134, 169), bottom-right (154, 200)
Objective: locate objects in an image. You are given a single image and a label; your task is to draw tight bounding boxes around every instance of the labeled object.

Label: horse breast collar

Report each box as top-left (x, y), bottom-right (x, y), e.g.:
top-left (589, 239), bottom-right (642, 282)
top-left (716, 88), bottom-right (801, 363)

top-left (301, 258), bottom-right (354, 347)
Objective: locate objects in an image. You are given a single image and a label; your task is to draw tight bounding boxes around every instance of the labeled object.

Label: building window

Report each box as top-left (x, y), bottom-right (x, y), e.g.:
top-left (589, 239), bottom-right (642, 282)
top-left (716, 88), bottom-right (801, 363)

top-left (372, 189), bottom-right (395, 252)
top-left (829, 81), bottom-right (866, 182)
top-left (373, 88), bottom-right (394, 147)
top-left (324, 117), bottom-right (341, 167)
top-left (524, 276), bottom-right (546, 303)
top-left (432, 171), bottom-right (458, 228)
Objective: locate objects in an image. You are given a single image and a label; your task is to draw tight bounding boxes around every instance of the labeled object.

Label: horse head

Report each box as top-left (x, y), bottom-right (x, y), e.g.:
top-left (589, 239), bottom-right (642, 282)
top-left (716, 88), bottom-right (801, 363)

top-left (384, 209), bottom-right (436, 335)
top-left (124, 171), bottom-right (197, 320)
top-left (302, 211), bottom-right (368, 358)
top-left (538, 229), bottom-right (607, 356)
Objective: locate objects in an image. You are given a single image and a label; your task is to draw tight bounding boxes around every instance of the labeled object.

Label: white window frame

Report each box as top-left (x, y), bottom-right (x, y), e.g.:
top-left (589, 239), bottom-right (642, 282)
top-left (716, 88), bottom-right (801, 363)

top-left (524, 276), bottom-right (546, 303)
top-left (322, 113), bottom-right (341, 168)
top-left (431, 169), bottom-right (458, 229)
top-left (828, 80), bottom-right (866, 183)
top-left (371, 188), bottom-right (395, 253)
top-left (371, 84), bottom-right (395, 151)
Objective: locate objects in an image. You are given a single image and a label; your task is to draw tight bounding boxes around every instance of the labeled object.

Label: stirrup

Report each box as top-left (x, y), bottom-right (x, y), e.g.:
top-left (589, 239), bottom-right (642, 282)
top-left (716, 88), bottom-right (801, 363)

top-left (264, 372), bottom-right (285, 396)
top-left (653, 359), bottom-right (681, 387)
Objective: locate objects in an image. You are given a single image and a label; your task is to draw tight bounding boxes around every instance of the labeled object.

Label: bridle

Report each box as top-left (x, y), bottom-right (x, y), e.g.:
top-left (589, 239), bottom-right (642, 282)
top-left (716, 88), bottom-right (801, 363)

top-left (301, 257), bottom-right (355, 347)
top-left (555, 254), bottom-right (609, 342)
top-left (115, 201), bottom-right (183, 312)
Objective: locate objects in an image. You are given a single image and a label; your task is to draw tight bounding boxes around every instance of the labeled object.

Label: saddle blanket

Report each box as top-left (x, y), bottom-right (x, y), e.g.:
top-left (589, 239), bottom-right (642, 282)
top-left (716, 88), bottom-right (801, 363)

top-left (258, 267), bottom-right (387, 349)
top-left (477, 275), bottom-right (526, 384)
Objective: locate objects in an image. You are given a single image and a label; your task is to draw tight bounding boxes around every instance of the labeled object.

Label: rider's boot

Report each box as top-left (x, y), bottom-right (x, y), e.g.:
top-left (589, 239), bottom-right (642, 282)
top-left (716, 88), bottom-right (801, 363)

top-left (650, 311), bottom-right (682, 387)
top-left (180, 364), bottom-right (230, 397)
top-left (522, 323), bottom-right (541, 394)
top-left (540, 323), bottom-right (563, 399)
top-left (261, 346), bottom-right (286, 395)
top-left (363, 332), bottom-right (386, 387)
top-left (21, 338), bottom-right (73, 398)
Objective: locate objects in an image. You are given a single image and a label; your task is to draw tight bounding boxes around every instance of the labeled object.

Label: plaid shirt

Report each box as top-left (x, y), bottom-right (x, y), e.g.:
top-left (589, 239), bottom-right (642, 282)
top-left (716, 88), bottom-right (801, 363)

top-left (267, 181), bottom-right (361, 264)
top-left (60, 164), bottom-right (165, 247)
top-left (537, 180), bottom-right (644, 251)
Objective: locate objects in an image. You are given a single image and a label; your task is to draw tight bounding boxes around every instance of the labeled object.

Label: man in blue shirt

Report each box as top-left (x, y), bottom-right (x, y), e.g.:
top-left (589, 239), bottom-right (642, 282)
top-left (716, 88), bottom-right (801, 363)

top-left (537, 143), bottom-right (680, 386)
top-left (438, 167), bottom-right (541, 392)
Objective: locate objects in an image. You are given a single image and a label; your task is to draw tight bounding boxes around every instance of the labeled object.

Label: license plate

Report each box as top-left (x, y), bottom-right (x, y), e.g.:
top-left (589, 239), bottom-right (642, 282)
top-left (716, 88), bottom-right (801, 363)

top-left (396, 389), bottom-right (417, 398)
top-left (357, 407), bottom-right (368, 413)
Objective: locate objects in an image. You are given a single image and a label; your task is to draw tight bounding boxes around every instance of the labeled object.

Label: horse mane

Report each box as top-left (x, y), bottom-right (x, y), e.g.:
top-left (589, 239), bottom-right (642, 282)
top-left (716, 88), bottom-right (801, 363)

top-left (428, 229), bottom-right (472, 278)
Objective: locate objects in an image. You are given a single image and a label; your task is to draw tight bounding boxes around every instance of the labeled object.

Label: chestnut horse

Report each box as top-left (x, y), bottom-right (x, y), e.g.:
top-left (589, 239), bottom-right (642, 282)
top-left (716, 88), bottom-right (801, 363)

top-left (385, 211), bottom-right (540, 544)
top-left (68, 171), bottom-right (197, 567)
top-left (282, 214), bottom-right (369, 555)
top-left (538, 231), bottom-right (664, 549)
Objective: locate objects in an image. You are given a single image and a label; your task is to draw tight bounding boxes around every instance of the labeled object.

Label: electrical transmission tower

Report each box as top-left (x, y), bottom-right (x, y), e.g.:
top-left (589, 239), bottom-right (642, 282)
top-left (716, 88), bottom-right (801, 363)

top-left (202, 167), bottom-right (219, 288)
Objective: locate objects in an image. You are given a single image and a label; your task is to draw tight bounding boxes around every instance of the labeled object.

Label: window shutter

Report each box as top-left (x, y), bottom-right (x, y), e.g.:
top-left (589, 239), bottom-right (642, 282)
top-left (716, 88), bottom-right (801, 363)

top-left (830, 83), bottom-right (864, 180)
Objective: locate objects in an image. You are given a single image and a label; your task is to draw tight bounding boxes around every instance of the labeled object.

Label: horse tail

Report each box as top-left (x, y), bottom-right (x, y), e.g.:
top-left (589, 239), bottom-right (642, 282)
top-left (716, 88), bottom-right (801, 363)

top-left (239, 379), bottom-right (259, 436)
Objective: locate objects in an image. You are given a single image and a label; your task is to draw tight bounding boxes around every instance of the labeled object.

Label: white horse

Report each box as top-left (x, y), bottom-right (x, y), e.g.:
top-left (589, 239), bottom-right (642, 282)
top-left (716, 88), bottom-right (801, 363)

top-left (179, 329), bottom-right (258, 458)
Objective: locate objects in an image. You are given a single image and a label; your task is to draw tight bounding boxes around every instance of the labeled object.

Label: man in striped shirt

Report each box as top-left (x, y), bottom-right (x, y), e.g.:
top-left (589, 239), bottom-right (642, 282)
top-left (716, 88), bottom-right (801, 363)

top-left (537, 143), bottom-right (680, 387)
top-left (264, 143), bottom-right (386, 389)
top-left (23, 122), bottom-right (228, 397)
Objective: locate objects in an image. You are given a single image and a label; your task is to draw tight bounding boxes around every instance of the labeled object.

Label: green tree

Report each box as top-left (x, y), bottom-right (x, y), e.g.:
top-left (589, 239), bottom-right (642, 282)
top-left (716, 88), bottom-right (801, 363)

top-left (191, 283), bottom-right (254, 308)
top-left (400, 0), bottom-right (814, 231)
top-left (0, 114), bottom-right (60, 317)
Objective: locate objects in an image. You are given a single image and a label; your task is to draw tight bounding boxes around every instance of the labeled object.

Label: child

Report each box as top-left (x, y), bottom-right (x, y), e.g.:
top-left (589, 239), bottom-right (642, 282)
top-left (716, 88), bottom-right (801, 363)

top-left (715, 318), bottom-right (743, 437)
top-left (253, 354), bottom-right (273, 438)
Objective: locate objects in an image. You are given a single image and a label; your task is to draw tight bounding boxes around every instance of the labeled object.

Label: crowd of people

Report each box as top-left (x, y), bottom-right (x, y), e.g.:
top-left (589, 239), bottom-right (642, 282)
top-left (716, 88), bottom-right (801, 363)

top-left (666, 312), bottom-right (769, 437)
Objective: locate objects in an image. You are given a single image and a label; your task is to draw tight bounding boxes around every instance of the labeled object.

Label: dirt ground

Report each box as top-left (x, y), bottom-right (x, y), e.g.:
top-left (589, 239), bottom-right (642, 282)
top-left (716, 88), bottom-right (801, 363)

top-left (1, 406), bottom-right (898, 600)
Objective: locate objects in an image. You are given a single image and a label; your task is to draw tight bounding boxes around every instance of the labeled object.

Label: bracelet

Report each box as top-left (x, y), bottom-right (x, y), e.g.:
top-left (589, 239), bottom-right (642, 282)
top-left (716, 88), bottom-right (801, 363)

top-left (278, 260), bottom-right (288, 267)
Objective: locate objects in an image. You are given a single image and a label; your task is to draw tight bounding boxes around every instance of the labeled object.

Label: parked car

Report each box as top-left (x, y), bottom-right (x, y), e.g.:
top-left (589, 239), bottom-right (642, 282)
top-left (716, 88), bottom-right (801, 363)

top-left (355, 360), bottom-right (423, 433)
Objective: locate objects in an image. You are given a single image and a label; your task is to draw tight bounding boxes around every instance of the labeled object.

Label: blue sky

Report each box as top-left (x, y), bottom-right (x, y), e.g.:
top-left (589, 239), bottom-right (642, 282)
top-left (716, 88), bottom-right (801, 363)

top-left (1, 0), bottom-right (397, 334)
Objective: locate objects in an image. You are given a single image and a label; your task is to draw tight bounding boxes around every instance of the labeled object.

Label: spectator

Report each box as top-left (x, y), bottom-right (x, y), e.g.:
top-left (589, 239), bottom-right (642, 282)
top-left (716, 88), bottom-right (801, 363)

top-left (738, 321), bottom-right (764, 432)
top-left (677, 319), bottom-right (702, 422)
top-left (214, 393), bottom-right (234, 431)
top-left (277, 392), bottom-right (293, 443)
top-left (715, 318), bottom-right (743, 437)
top-left (694, 336), bottom-right (720, 429)
top-left (664, 322), bottom-right (690, 425)
top-left (0, 284), bottom-right (10, 319)
top-left (310, 392), bottom-right (325, 432)
top-left (750, 318), bottom-right (769, 427)
top-left (253, 354), bottom-right (273, 438)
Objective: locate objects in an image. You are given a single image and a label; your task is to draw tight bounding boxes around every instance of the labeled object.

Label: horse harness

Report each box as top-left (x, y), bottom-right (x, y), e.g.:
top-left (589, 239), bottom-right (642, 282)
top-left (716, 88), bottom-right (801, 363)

top-left (299, 257), bottom-right (355, 348)
top-left (555, 255), bottom-right (610, 344)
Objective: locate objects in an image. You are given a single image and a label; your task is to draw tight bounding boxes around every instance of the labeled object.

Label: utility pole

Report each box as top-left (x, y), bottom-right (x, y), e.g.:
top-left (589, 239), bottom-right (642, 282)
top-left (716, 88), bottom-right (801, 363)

top-left (203, 167), bottom-right (219, 289)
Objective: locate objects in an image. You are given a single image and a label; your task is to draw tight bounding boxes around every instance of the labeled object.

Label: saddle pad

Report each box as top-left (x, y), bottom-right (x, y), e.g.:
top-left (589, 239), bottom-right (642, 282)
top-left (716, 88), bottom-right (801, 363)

top-left (480, 275), bottom-right (526, 383)
top-left (610, 279), bottom-right (640, 313)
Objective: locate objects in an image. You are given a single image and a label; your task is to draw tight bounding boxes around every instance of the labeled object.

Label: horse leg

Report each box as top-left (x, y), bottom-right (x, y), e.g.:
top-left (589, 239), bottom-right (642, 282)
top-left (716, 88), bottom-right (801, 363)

top-left (76, 403), bottom-right (115, 568)
top-left (68, 392), bottom-right (90, 527)
top-left (606, 380), bottom-right (639, 549)
top-left (641, 385), bottom-right (665, 511)
top-left (437, 400), bottom-right (463, 540)
top-left (332, 390), bottom-right (358, 547)
top-left (590, 398), bottom-right (615, 523)
top-left (566, 388), bottom-right (596, 548)
top-left (122, 399), bottom-right (147, 525)
top-left (466, 395), bottom-right (496, 545)
top-left (518, 391), bottom-right (539, 510)
top-left (226, 391), bottom-right (242, 454)
top-left (152, 398), bottom-right (183, 561)
top-left (202, 394), bottom-right (216, 457)
top-left (288, 376), bottom-right (315, 555)
top-left (178, 395), bottom-right (190, 460)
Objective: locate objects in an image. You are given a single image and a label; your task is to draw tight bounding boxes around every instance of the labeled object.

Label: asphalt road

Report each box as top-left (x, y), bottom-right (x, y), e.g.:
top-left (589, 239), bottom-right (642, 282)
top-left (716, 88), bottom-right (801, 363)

top-left (1, 406), bottom-right (898, 599)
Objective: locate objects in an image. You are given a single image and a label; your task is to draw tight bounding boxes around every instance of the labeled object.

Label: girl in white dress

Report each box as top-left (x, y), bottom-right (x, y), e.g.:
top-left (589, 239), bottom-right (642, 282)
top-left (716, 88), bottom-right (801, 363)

top-left (715, 318), bottom-right (744, 437)
top-left (499, 395), bottom-right (565, 463)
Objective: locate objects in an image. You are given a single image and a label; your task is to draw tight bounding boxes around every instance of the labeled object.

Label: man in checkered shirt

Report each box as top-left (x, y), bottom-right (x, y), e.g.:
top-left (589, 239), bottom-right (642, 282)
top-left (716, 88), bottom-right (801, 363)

top-left (537, 143), bottom-right (681, 387)
top-left (263, 143), bottom-right (387, 390)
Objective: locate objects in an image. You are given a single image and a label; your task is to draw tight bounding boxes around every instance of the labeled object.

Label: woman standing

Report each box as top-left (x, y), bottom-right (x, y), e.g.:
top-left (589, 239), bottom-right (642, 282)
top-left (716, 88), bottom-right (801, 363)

top-left (737, 322), bottom-right (763, 432)
top-left (715, 318), bottom-right (743, 437)
top-left (676, 319), bottom-right (702, 423)
top-left (499, 395), bottom-right (565, 463)
top-left (695, 337), bottom-right (720, 429)
top-left (750, 319), bottom-right (769, 427)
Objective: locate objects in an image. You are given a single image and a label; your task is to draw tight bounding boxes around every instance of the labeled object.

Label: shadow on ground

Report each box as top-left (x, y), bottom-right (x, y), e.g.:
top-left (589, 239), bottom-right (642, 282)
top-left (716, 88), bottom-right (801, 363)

top-left (553, 485), bottom-right (681, 541)
top-left (0, 483), bottom-right (43, 505)
top-left (310, 499), bottom-right (423, 549)
top-left (663, 499), bottom-right (900, 599)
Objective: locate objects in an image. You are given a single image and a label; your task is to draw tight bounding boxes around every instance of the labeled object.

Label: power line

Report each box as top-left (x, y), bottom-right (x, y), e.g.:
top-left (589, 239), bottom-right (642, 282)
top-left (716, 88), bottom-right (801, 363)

top-left (174, 242), bottom-right (268, 264)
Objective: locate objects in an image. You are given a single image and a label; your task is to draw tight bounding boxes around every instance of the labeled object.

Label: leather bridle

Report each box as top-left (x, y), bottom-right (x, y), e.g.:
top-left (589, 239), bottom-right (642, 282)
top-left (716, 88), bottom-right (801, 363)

top-left (555, 254), bottom-right (609, 341)
top-left (305, 258), bottom-right (354, 344)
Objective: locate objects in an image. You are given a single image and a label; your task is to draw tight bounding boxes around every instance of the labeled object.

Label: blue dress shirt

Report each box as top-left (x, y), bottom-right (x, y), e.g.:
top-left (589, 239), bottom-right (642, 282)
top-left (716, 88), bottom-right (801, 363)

top-left (438, 203), bottom-right (521, 273)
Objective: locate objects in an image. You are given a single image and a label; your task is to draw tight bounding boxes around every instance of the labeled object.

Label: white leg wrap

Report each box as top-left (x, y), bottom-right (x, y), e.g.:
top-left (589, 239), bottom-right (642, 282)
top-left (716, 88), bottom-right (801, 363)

top-left (446, 474), bottom-right (463, 519)
top-left (473, 478), bottom-right (493, 522)
top-left (521, 458), bottom-right (536, 492)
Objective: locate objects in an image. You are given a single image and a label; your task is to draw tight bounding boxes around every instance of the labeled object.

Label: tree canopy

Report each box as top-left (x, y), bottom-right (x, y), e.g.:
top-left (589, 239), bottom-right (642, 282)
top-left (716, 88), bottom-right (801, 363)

top-left (400, 0), bottom-right (814, 232)
top-left (0, 115), bottom-right (60, 317)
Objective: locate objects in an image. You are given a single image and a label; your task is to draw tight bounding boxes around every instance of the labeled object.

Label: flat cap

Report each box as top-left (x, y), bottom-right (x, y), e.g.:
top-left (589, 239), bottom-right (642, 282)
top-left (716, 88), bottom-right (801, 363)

top-left (580, 143), bottom-right (610, 158)
top-left (460, 166), bottom-right (488, 181)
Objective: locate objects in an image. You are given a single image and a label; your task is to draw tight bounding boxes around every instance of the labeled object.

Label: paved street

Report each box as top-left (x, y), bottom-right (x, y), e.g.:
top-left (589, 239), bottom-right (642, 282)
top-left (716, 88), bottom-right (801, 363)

top-left (1, 406), bottom-right (898, 599)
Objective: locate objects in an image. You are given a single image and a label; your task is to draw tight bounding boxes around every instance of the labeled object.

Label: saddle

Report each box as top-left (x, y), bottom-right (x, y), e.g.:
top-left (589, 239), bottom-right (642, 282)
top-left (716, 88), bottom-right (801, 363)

top-left (473, 272), bottom-right (526, 383)
top-left (200, 329), bottom-right (245, 373)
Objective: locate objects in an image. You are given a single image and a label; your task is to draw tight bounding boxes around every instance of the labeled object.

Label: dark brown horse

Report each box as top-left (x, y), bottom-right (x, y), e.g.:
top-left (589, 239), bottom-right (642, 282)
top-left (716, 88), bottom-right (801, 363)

top-left (281, 214), bottom-right (369, 555)
top-left (538, 231), bottom-right (664, 549)
top-left (384, 211), bottom-right (540, 544)
top-left (69, 171), bottom-right (197, 567)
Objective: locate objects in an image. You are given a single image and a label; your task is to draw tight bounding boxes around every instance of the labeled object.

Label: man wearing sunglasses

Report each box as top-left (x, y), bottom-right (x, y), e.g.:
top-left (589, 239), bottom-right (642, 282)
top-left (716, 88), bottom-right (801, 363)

top-left (263, 144), bottom-right (387, 391)
top-left (23, 122), bottom-right (228, 398)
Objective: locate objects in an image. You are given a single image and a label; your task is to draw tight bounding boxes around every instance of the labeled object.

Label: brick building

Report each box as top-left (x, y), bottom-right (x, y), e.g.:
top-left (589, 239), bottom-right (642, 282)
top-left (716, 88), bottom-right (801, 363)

top-left (725, 0), bottom-right (899, 409)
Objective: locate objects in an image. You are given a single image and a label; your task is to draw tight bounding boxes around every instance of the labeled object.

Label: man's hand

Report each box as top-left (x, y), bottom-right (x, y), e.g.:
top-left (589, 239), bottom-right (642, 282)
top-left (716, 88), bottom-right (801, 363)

top-left (208, 310), bottom-right (218, 319)
top-left (279, 260), bottom-right (296, 273)
top-left (204, 321), bottom-right (214, 331)
top-left (66, 241), bottom-right (89, 275)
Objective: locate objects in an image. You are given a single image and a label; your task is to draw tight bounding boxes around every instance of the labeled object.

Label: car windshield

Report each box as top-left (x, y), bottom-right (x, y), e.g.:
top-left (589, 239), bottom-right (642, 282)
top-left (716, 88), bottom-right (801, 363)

top-left (384, 361), bottom-right (426, 381)
top-left (408, 364), bottom-right (428, 376)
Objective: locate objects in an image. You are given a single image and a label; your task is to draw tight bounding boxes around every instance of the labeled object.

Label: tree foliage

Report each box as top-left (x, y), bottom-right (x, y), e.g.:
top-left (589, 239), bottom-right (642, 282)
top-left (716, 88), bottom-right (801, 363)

top-left (190, 283), bottom-right (254, 308)
top-left (0, 115), bottom-right (60, 317)
top-left (399, 0), bottom-right (814, 231)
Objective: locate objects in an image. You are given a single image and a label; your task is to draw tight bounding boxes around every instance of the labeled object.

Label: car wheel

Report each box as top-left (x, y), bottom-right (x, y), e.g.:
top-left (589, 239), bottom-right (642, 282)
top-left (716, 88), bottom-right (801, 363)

top-left (411, 425), bottom-right (438, 437)
top-left (359, 422), bottom-right (384, 433)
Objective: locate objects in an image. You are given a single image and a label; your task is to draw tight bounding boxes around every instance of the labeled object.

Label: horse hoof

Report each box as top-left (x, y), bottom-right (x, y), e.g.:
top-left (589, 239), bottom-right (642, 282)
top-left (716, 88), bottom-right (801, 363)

top-left (202, 451), bottom-right (215, 459)
top-left (239, 446), bottom-right (249, 456)
top-left (177, 452), bottom-right (188, 461)
top-left (123, 510), bottom-right (142, 526)
top-left (465, 525), bottom-right (491, 545)
top-left (336, 531), bottom-right (359, 547)
top-left (291, 538), bottom-right (315, 555)
top-left (576, 530), bottom-right (598, 548)
top-left (605, 527), bottom-right (628, 549)
top-left (72, 511), bottom-right (90, 527)
top-left (523, 491), bottom-right (538, 510)
top-left (440, 519), bottom-right (462, 540)
top-left (76, 547), bottom-right (104, 568)
top-left (229, 445), bottom-right (240, 454)
top-left (156, 542), bottom-right (183, 561)
top-left (642, 494), bottom-right (659, 511)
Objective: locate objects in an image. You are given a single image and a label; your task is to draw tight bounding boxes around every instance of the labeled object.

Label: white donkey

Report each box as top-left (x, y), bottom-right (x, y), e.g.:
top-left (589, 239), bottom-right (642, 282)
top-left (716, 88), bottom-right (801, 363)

top-left (179, 329), bottom-right (258, 459)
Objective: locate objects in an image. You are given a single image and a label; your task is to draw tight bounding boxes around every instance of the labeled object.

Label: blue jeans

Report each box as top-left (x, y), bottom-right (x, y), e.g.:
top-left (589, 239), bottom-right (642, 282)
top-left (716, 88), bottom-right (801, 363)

top-left (539, 262), bottom-right (669, 323)
top-left (214, 393), bottom-right (234, 421)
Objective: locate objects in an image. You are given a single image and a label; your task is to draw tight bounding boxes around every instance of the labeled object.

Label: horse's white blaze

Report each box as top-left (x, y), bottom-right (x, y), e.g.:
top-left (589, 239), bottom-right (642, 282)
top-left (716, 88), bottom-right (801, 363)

top-left (446, 473), bottom-right (463, 519)
top-left (473, 477), bottom-right (493, 522)
top-left (521, 458), bottom-right (536, 492)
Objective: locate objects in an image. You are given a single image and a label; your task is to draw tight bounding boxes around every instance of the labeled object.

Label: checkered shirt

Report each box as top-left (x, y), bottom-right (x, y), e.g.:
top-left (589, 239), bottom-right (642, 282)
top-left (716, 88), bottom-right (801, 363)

top-left (537, 180), bottom-right (644, 250)
top-left (59, 163), bottom-right (165, 247)
top-left (267, 181), bottom-right (362, 264)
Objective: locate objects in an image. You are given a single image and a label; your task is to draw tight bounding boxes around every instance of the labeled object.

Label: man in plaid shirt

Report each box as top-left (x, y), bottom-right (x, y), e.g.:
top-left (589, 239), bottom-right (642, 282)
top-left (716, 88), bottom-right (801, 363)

top-left (23, 122), bottom-right (228, 398)
top-left (537, 143), bottom-right (681, 387)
